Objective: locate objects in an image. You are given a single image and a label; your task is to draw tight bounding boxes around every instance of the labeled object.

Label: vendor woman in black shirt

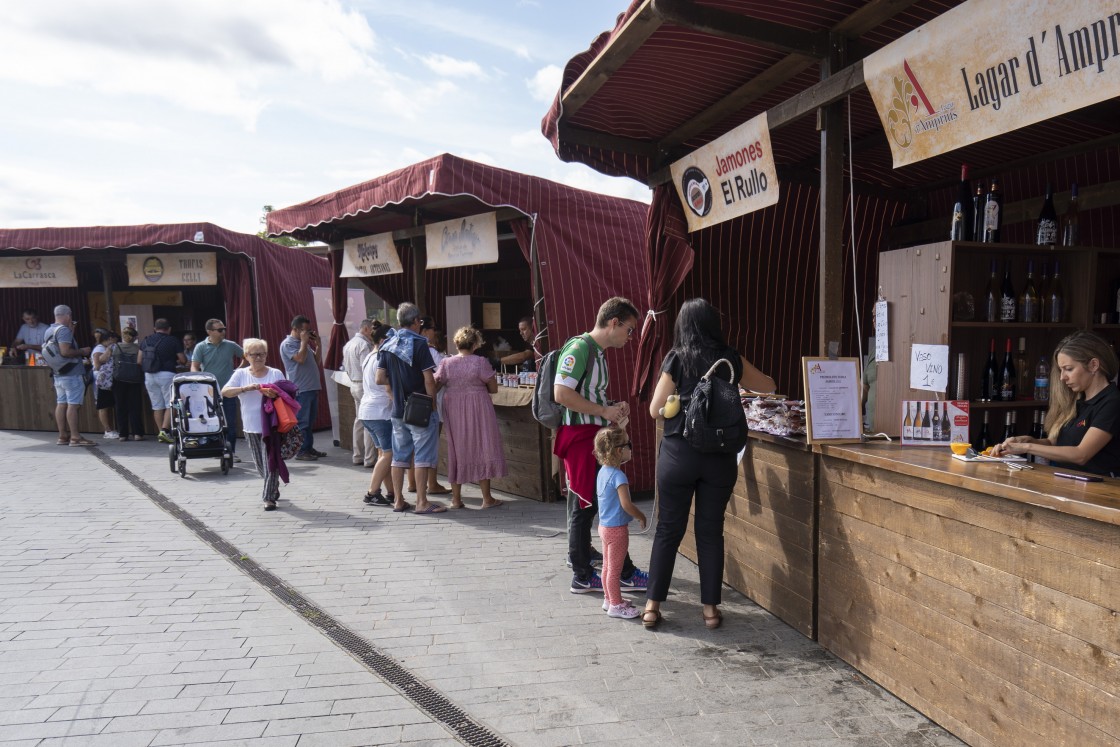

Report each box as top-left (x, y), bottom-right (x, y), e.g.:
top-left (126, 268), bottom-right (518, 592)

top-left (992, 331), bottom-right (1120, 476)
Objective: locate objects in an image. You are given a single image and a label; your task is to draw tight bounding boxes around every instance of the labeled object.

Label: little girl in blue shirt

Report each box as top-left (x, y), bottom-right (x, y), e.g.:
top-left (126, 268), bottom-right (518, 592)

top-left (594, 427), bottom-right (647, 619)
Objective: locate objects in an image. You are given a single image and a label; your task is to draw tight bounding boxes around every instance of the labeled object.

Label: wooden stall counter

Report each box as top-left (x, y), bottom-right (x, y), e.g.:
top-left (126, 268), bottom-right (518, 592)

top-left (814, 441), bottom-right (1119, 747)
top-left (0, 364), bottom-right (101, 433)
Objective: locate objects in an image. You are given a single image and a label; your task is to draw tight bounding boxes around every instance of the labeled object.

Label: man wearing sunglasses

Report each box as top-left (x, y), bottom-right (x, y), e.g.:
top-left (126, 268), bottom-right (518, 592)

top-left (192, 319), bottom-right (244, 460)
top-left (553, 296), bottom-right (648, 596)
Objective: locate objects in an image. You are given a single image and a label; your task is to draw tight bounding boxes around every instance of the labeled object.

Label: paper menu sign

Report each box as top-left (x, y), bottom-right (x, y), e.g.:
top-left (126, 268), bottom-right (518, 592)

top-left (910, 343), bottom-right (949, 392)
top-left (874, 300), bottom-right (888, 362)
top-left (901, 400), bottom-right (969, 446)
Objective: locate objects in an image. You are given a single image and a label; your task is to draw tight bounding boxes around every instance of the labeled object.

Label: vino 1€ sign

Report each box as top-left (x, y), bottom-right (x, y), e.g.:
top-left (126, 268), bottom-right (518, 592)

top-left (910, 343), bottom-right (949, 392)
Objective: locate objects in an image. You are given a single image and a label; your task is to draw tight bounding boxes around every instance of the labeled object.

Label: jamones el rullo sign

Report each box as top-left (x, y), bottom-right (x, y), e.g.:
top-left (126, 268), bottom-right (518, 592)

top-left (670, 112), bottom-right (779, 233)
top-left (865, 0), bottom-right (1120, 168)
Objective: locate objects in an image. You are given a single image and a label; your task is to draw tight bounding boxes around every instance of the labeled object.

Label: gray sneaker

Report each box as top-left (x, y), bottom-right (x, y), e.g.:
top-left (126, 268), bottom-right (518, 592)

top-left (294, 453), bottom-right (318, 461)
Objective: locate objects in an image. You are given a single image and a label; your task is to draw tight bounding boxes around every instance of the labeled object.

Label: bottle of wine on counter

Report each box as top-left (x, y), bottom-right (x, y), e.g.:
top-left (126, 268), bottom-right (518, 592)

top-left (983, 260), bottom-right (999, 322)
top-left (1000, 337), bottom-right (1016, 401)
top-left (981, 337), bottom-right (999, 401)
top-left (950, 163), bottom-right (971, 241)
top-left (903, 402), bottom-right (914, 440)
top-left (1018, 261), bottom-right (1039, 322)
top-left (1000, 261), bottom-right (1017, 322)
top-left (1036, 182), bottom-right (1058, 245)
top-left (1061, 182), bottom-right (1079, 247)
top-left (1047, 261), bottom-right (1065, 323)
top-left (975, 411), bottom-right (992, 452)
top-left (931, 401), bottom-right (942, 440)
top-left (1034, 357), bottom-right (1050, 401)
top-left (1015, 337), bottom-right (1030, 399)
top-left (983, 178), bottom-right (1003, 242)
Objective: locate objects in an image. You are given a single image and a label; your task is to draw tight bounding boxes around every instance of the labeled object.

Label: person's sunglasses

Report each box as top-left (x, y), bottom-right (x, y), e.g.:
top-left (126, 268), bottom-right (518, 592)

top-left (212, 327), bottom-right (226, 333)
top-left (246, 352), bottom-right (266, 358)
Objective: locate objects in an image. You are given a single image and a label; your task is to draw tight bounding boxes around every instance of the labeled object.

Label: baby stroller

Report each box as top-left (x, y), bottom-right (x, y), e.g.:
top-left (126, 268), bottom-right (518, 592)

top-left (167, 372), bottom-right (233, 477)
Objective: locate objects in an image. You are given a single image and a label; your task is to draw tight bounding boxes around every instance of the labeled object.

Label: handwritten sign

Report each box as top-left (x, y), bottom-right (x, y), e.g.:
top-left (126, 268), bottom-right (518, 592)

top-left (874, 300), bottom-right (889, 362)
top-left (910, 343), bottom-right (949, 392)
top-left (425, 212), bottom-right (498, 269)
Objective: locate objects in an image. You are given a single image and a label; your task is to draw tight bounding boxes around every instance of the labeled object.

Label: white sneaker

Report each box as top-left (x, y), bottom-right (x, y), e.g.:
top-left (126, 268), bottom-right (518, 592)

top-left (607, 602), bottom-right (641, 619)
top-left (104, 431), bottom-right (119, 439)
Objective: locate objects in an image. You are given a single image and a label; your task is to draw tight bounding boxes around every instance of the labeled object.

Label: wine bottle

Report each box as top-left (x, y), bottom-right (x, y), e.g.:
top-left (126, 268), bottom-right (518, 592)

top-left (1030, 408), bottom-right (1044, 439)
top-left (903, 402), bottom-right (914, 440)
top-left (922, 402), bottom-right (932, 440)
top-left (941, 401), bottom-right (952, 442)
top-left (1000, 337), bottom-right (1016, 401)
top-left (1034, 356), bottom-right (1050, 401)
top-left (1000, 261), bottom-right (1016, 322)
top-left (1018, 261), bottom-right (1038, 322)
top-left (981, 337), bottom-right (999, 401)
top-left (950, 164), bottom-right (971, 241)
top-left (931, 401), bottom-right (942, 440)
top-left (1061, 182), bottom-right (1079, 246)
top-left (1015, 337), bottom-right (1030, 399)
top-left (1036, 183), bottom-right (1058, 245)
top-left (983, 260), bottom-right (999, 322)
top-left (975, 411), bottom-right (992, 451)
top-left (1038, 261), bottom-right (1051, 322)
top-left (1047, 261), bottom-right (1065, 323)
top-left (983, 178), bottom-right (1003, 243)
top-left (971, 183), bottom-right (985, 242)
top-left (1003, 411), bottom-right (1015, 441)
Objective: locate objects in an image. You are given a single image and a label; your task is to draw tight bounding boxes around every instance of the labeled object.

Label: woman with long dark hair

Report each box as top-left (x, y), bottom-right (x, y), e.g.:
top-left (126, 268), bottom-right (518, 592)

top-left (643, 298), bottom-right (775, 630)
top-left (992, 330), bottom-right (1120, 475)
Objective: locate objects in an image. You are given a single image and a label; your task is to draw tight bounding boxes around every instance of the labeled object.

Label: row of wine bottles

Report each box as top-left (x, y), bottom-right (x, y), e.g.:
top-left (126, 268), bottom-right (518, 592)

top-left (949, 164), bottom-right (1080, 246)
top-left (974, 408), bottom-right (1048, 460)
top-left (902, 401), bottom-right (953, 441)
top-left (982, 259), bottom-right (1064, 323)
top-left (979, 337), bottom-right (1050, 402)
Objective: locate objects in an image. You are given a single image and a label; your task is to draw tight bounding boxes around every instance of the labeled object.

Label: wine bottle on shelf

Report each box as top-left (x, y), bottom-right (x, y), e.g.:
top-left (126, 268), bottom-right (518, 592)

top-left (1038, 261), bottom-right (1051, 322)
top-left (1000, 261), bottom-right (1017, 322)
top-left (1036, 182), bottom-right (1058, 245)
top-left (922, 402), bottom-right (933, 440)
top-left (1000, 337), bottom-right (1016, 401)
top-left (983, 178), bottom-right (1003, 243)
top-left (1003, 411), bottom-right (1015, 441)
top-left (971, 183), bottom-right (985, 242)
top-left (983, 260), bottom-right (999, 322)
top-left (1030, 409), bottom-right (1044, 439)
top-left (1047, 261), bottom-right (1065, 323)
top-left (975, 411), bottom-right (992, 452)
top-left (1015, 337), bottom-right (1031, 399)
top-left (941, 401), bottom-right (951, 442)
top-left (931, 402), bottom-right (942, 441)
top-left (1018, 261), bottom-right (1039, 322)
top-left (950, 164), bottom-right (971, 241)
top-left (1034, 357), bottom-right (1050, 401)
top-left (903, 402), bottom-right (914, 440)
top-left (1114, 278), bottom-right (1120, 324)
top-left (981, 337), bottom-right (999, 401)
top-left (1061, 182), bottom-right (1079, 247)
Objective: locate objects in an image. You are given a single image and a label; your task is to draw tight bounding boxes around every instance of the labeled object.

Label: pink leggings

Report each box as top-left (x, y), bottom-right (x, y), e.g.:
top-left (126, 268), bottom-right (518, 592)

top-left (598, 524), bottom-right (630, 606)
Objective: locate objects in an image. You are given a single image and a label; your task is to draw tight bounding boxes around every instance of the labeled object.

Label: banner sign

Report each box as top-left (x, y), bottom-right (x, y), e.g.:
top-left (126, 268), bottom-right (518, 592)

top-left (865, 0), bottom-right (1120, 168)
top-left (425, 212), bottom-right (499, 269)
top-left (0, 256), bottom-right (77, 287)
top-left (341, 232), bottom-right (403, 277)
top-left (669, 111), bottom-right (779, 232)
top-left (127, 252), bottom-right (217, 286)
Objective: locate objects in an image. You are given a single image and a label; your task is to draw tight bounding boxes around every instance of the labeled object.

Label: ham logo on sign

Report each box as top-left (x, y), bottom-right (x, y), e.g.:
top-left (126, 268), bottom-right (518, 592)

top-left (680, 166), bottom-right (712, 218)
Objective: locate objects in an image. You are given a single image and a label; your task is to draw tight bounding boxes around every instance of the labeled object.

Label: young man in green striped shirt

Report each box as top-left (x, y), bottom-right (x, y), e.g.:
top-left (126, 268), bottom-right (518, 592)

top-left (554, 297), bottom-right (647, 594)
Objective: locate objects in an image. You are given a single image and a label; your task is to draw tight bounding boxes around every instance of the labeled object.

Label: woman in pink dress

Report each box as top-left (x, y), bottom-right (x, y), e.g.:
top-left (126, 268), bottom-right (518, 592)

top-left (434, 326), bottom-right (507, 509)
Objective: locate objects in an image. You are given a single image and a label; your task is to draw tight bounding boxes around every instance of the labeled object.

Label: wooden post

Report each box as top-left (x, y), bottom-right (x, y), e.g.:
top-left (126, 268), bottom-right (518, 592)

top-left (818, 35), bottom-right (845, 356)
top-left (100, 260), bottom-right (114, 330)
top-left (410, 237), bottom-right (427, 312)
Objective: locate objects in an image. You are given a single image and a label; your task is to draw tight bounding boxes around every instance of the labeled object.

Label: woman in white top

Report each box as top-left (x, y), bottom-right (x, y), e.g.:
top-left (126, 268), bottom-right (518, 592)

top-left (90, 328), bottom-right (118, 439)
top-left (359, 325), bottom-right (403, 509)
top-left (222, 338), bottom-right (287, 510)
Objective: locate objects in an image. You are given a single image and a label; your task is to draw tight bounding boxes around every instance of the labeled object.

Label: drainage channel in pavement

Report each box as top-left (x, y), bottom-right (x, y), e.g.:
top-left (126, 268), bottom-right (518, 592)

top-left (94, 447), bottom-right (511, 747)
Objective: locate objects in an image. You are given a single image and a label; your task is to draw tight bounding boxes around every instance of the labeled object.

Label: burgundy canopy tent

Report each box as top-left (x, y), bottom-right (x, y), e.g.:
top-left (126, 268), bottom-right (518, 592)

top-left (0, 222), bottom-right (333, 429)
top-left (543, 0), bottom-right (1120, 398)
top-left (265, 153), bottom-right (655, 493)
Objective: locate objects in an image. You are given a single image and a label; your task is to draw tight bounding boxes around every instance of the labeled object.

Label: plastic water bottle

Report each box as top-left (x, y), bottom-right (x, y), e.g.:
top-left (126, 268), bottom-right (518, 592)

top-left (1033, 357), bottom-right (1049, 402)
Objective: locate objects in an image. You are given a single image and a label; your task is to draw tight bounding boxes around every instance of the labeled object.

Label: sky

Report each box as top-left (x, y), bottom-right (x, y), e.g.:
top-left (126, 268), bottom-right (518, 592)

top-left (0, 0), bottom-right (649, 235)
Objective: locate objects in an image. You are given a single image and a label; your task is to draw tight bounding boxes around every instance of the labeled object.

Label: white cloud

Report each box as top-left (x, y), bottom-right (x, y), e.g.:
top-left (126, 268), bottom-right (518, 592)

top-left (419, 53), bottom-right (487, 80)
top-left (527, 65), bottom-right (562, 103)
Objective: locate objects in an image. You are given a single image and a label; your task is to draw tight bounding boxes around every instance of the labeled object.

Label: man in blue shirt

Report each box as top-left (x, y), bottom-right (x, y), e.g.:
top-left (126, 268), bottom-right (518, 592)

top-left (191, 318), bottom-right (244, 460)
top-left (43, 305), bottom-right (92, 445)
top-left (279, 315), bottom-right (324, 461)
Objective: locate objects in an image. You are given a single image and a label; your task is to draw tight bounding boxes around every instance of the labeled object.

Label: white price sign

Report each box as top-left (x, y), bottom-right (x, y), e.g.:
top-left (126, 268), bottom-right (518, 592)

top-left (874, 300), bottom-right (889, 362)
top-left (909, 343), bottom-right (949, 392)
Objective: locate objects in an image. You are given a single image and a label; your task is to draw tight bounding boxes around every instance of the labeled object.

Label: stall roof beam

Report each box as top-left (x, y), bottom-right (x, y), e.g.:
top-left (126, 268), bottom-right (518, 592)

top-left (556, 122), bottom-right (662, 160)
top-left (651, 0), bottom-right (829, 57)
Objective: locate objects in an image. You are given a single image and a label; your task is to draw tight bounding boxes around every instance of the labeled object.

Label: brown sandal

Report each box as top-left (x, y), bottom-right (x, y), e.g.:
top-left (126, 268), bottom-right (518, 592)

top-left (642, 609), bottom-right (662, 629)
top-left (703, 608), bottom-right (723, 630)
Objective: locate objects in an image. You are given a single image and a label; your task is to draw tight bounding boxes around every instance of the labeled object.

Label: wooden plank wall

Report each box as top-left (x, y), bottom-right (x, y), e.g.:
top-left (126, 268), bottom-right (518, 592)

top-left (0, 366), bottom-right (155, 434)
top-left (818, 455), bottom-right (1120, 747)
top-left (437, 403), bottom-right (546, 501)
top-left (680, 436), bottom-right (817, 638)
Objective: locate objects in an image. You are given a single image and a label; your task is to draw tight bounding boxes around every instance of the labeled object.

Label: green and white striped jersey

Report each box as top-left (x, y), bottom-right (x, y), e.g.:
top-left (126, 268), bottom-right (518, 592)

top-left (554, 334), bottom-right (610, 427)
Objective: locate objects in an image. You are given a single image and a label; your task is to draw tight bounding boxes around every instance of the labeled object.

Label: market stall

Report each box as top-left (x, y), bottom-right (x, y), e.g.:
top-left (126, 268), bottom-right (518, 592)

top-left (544, 1), bottom-right (1120, 743)
top-left (0, 223), bottom-right (331, 432)
top-left (265, 153), bottom-right (652, 501)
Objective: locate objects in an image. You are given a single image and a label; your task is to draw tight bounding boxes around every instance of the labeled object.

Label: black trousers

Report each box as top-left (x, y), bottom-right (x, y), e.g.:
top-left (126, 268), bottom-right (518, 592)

top-left (113, 381), bottom-right (145, 438)
top-left (646, 435), bottom-right (736, 605)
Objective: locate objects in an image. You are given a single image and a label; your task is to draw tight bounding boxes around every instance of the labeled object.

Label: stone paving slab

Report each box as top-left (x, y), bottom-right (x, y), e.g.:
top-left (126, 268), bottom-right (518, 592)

top-left (0, 429), bottom-right (966, 746)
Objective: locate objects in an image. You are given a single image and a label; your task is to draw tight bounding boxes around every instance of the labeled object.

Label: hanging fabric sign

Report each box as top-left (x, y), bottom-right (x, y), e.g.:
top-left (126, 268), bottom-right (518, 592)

top-left (425, 212), bottom-right (499, 269)
top-left (341, 232), bottom-right (403, 277)
top-left (669, 111), bottom-right (779, 233)
top-left (126, 252), bottom-right (217, 286)
top-left (0, 255), bottom-right (77, 287)
top-left (865, 0), bottom-right (1120, 168)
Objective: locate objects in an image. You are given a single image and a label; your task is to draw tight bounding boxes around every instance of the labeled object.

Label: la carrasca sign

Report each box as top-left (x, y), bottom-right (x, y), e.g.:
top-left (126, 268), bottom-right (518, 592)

top-left (0, 256), bottom-right (78, 288)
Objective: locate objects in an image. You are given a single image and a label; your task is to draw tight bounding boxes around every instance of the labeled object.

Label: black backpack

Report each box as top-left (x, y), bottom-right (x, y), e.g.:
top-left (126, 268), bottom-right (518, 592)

top-left (140, 336), bottom-right (162, 373)
top-left (532, 334), bottom-right (589, 429)
top-left (682, 358), bottom-right (748, 453)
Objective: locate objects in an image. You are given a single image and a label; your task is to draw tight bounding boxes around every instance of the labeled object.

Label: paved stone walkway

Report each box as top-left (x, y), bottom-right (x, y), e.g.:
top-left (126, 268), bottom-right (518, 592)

top-left (0, 429), bottom-right (963, 746)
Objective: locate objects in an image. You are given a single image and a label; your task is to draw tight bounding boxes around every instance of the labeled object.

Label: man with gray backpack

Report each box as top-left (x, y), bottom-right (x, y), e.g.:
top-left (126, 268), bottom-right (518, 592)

top-left (40, 304), bottom-right (93, 446)
top-left (548, 297), bottom-right (649, 595)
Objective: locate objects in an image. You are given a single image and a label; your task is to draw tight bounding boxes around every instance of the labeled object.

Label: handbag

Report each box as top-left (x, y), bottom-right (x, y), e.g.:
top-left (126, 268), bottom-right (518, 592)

top-left (273, 396), bottom-right (298, 433)
top-left (279, 428), bottom-right (303, 460)
top-left (403, 392), bottom-right (434, 428)
top-left (95, 353), bottom-right (115, 390)
top-left (112, 345), bottom-right (145, 384)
